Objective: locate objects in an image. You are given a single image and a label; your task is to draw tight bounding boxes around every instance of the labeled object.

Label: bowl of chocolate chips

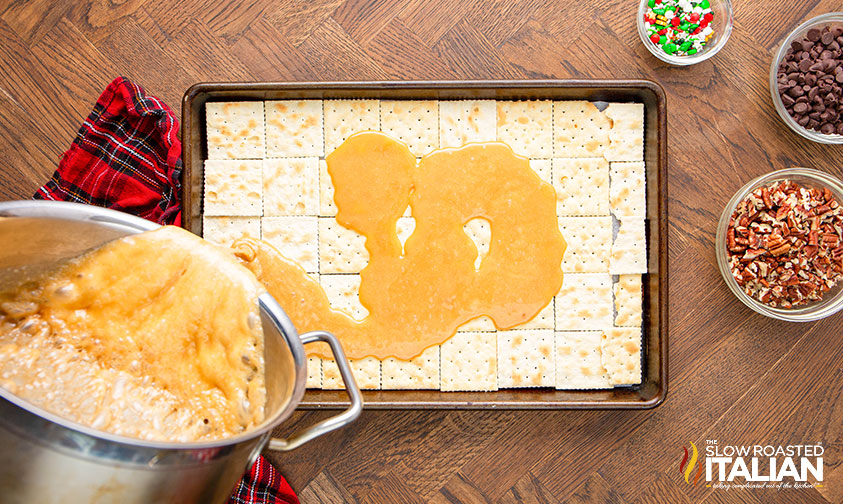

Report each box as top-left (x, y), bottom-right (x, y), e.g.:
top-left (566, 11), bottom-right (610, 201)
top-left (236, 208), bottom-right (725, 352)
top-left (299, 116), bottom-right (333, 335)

top-left (772, 13), bottom-right (843, 143)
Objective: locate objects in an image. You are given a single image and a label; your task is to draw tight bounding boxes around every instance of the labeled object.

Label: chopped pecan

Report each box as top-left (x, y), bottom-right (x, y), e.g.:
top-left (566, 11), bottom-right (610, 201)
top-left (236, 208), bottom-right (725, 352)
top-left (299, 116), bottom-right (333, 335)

top-left (726, 179), bottom-right (843, 308)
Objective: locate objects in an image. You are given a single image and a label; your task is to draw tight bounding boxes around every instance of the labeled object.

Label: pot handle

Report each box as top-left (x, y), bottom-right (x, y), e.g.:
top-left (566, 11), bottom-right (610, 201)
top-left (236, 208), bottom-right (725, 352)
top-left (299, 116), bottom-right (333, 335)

top-left (266, 330), bottom-right (362, 451)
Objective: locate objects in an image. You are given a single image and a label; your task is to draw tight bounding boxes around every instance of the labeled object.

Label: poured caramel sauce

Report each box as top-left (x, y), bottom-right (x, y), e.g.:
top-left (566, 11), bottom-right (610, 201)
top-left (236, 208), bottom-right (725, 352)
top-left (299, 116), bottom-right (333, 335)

top-left (235, 132), bottom-right (566, 360)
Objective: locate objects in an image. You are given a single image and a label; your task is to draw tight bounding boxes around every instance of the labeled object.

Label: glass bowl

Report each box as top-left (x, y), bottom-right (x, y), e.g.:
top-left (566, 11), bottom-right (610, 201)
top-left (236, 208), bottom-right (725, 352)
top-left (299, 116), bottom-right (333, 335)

top-left (716, 167), bottom-right (843, 321)
top-left (770, 13), bottom-right (843, 144)
top-left (637, 0), bottom-right (733, 66)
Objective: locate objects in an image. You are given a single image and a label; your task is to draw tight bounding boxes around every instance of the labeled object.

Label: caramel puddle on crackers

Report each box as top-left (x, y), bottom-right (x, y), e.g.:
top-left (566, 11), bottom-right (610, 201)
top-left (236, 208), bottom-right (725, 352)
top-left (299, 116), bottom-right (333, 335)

top-left (235, 131), bottom-right (566, 360)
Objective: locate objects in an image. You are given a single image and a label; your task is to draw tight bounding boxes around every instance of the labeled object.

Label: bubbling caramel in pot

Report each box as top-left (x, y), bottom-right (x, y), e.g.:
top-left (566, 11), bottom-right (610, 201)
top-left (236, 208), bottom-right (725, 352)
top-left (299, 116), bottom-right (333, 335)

top-left (0, 226), bottom-right (267, 442)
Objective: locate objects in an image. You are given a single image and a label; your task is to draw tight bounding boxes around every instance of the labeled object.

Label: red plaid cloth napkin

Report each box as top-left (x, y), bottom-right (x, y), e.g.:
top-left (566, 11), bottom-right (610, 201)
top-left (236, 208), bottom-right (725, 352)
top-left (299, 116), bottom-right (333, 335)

top-left (34, 76), bottom-right (299, 504)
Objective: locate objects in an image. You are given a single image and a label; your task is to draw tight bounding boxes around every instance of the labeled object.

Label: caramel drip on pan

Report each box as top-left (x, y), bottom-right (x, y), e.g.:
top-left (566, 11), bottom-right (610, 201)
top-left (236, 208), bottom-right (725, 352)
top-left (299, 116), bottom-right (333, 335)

top-left (235, 132), bottom-right (566, 360)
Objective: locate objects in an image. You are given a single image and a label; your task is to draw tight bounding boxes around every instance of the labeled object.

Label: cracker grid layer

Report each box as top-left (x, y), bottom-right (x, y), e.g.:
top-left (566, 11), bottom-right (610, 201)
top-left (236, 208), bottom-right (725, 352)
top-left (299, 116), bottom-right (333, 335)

top-left (552, 158), bottom-right (609, 216)
top-left (530, 159), bottom-right (552, 184)
top-left (261, 216), bottom-right (319, 273)
top-left (512, 300), bottom-right (554, 330)
top-left (396, 217), bottom-right (416, 254)
top-left (554, 273), bottom-right (613, 331)
top-left (205, 101), bottom-right (265, 159)
top-left (203, 160), bottom-right (262, 216)
top-left (440, 331), bottom-right (498, 391)
top-left (497, 330), bottom-right (554, 388)
top-left (496, 100), bottom-right (552, 158)
top-left (202, 216), bottom-right (260, 247)
top-left (463, 217), bottom-right (491, 270)
top-left (264, 100), bottom-right (324, 158)
top-left (555, 331), bottom-right (611, 389)
top-left (605, 103), bottom-right (644, 162)
top-left (201, 99), bottom-right (648, 393)
top-left (319, 159), bottom-right (337, 216)
top-left (320, 274), bottom-right (368, 321)
top-left (306, 357), bottom-right (322, 388)
top-left (615, 275), bottom-right (643, 327)
top-left (557, 216), bottom-right (612, 273)
top-left (610, 161), bottom-right (646, 218)
top-left (611, 218), bottom-right (647, 274)
top-left (382, 346), bottom-right (440, 390)
top-left (318, 218), bottom-right (369, 273)
top-left (601, 328), bottom-right (642, 385)
top-left (553, 100), bottom-right (611, 158)
top-left (380, 100), bottom-right (438, 156)
top-left (439, 100), bottom-right (496, 148)
top-left (323, 357), bottom-right (381, 390)
top-left (263, 158), bottom-right (319, 216)
top-left (324, 99), bottom-right (380, 153)
top-left (457, 316), bottom-right (496, 332)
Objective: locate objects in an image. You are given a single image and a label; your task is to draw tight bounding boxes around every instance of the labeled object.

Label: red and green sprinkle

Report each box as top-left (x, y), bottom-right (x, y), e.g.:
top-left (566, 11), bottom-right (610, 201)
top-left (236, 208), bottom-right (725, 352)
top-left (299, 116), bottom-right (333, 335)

top-left (643, 0), bottom-right (715, 57)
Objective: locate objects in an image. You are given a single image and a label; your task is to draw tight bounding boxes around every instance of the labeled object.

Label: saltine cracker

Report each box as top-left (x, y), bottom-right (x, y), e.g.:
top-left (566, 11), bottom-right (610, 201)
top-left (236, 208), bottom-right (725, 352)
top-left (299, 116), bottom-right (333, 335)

top-left (206, 101), bottom-right (265, 159)
top-left (203, 160), bottom-right (262, 216)
top-left (555, 331), bottom-right (611, 389)
top-left (202, 216), bottom-right (260, 247)
top-left (265, 100), bottom-right (323, 157)
top-left (497, 330), bottom-right (554, 388)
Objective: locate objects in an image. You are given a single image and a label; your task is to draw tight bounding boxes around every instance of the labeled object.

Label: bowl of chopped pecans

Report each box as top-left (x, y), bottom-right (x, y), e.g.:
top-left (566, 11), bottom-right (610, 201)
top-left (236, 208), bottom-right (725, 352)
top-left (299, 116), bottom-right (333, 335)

top-left (716, 167), bottom-right (843, 321)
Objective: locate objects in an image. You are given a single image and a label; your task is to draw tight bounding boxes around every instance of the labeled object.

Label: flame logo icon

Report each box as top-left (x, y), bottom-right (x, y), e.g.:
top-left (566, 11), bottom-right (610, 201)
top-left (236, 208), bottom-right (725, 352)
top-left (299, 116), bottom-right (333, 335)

top-left (679, 442), bottom-right (703, 486)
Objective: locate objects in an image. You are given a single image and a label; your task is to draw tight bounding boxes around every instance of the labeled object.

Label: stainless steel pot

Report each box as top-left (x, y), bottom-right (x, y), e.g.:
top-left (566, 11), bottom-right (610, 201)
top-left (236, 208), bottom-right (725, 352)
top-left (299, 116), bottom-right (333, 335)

top-left (0, 201), bottom-right (362, 503)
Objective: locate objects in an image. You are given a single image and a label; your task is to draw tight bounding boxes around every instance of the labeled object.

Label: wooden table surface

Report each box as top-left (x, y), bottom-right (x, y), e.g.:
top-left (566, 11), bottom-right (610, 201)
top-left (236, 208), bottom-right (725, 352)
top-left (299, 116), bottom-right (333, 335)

top-left (1, 1), bottom-right (842, 503)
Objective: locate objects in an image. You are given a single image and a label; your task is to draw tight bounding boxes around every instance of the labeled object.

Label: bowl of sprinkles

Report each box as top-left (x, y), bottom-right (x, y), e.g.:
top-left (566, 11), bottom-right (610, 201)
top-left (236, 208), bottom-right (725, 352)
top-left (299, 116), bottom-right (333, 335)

top-left (637, 0), bottom-right (733, 65)
top-left (716, 167), bottom-right (843, 321)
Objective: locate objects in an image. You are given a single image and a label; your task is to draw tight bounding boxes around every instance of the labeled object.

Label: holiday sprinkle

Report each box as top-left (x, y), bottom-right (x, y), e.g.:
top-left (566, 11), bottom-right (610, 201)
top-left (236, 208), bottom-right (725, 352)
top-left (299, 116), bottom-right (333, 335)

top-left (643, 0), bottom-right (715, 57)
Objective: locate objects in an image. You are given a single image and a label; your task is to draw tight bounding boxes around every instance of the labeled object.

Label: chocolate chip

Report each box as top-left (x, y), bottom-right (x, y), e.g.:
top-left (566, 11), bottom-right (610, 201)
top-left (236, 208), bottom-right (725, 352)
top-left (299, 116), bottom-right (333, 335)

top-left (779, 25), bottom-right (843, 135)
top-left (837, 123), bottom-right (843, 134)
